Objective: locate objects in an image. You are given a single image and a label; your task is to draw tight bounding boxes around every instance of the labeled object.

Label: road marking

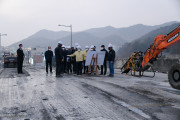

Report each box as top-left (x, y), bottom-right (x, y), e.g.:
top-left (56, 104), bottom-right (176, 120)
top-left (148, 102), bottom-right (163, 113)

top-left (112, 97), bottom-right (151, 119)
top-left (131, 103), bottom-right (170, 108)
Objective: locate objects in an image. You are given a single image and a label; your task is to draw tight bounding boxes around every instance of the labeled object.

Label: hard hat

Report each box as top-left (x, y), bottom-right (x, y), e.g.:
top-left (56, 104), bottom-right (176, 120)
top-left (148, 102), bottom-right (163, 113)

top-left (90, 45), bottom-right (94, 49)
top-left (58, 41), bottom-right (63, 45)
top-left (62, 45), bottom-right (65, 48)
top-left (75, 43), bottom-right (79, 46)
top-left (77, 45), bottom-right (81, 49)
top-left (108, 44), bottom-right (113, 48)
top-left (85, 46), bottom-right (89, 49)
top-left (67, 46), bottom-right (71, 49)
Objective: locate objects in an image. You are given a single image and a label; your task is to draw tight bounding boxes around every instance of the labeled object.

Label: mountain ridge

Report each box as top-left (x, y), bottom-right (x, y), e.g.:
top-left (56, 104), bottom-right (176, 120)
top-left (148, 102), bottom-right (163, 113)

top-left (9, 21), bottom-right (179, 51)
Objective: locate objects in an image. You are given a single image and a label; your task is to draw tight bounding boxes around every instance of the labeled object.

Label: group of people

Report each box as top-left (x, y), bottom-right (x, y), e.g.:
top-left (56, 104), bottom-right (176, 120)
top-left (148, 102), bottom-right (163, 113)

top-left (45, 41), bottom-right (116, 77)
top-left (16, 42), bottom-right (116, 78)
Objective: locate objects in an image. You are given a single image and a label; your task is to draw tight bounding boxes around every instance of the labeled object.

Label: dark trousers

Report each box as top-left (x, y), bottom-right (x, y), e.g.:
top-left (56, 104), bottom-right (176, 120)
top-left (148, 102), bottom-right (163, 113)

top-left (101, 61), bottom-right (107, 75)
top-left (66, 62), bottom-right (72, 73)
top-left (76, 61), bottom-right (82, 75)
top-left (17, 60), bottom-right (23, 73)
top-left (56, 59), bottom-right (62, 76)
top-left (61, 62), bottom-right (64, 73)
top-left (46, 61), bottom-right (52, 73)
top-left (83, 60), bottom-right (88, 74)
top-left (72, 60), bottom-right (76, 73)
top-left (64, 61), bottom-right (67, 73)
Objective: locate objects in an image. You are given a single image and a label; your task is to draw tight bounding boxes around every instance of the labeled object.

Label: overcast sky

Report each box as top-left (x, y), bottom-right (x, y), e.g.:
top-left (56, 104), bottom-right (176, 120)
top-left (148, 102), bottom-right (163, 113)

top-left (0, 0), bottom-right (180, 46)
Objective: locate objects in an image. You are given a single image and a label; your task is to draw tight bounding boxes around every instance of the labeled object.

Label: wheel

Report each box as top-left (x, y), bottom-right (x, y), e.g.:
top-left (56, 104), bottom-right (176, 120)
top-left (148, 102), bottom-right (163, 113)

top-left (168, 63), bottom-right (180, 90)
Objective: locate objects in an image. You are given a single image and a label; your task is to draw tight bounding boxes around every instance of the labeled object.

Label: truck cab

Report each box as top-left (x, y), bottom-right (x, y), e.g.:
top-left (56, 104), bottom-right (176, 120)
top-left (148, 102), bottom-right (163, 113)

top-left (3, 52), bottom-right (17, 68)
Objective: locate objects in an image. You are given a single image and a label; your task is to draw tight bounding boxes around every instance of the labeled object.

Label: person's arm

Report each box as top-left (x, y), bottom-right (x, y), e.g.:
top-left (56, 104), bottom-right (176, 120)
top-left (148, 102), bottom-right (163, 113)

top-left (112, 50), bottom-right (115, 62)
top-left (59, 48), bottom-right (64, 60)
top-left (45, 51), bottom-right (47, 59)
top-left (67, 52), bottom-right (76, 57)
top-left (17, 49), bottom-right (19, 57)
top-left (105, 50), bottom-right (108, 60)
top-left (23, 50), bottom-right (25, 59)
top-left (82, 52), bottom-right (85, 60)
top-left (51, 51), bottom-right (53, 57)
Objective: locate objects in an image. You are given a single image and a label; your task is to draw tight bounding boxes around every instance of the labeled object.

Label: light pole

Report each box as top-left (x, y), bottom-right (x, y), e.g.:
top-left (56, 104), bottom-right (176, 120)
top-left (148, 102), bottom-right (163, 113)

top-left (58, 24), bottom-right (72, 47)
top-left (0, 33), bottom-right (7, 50)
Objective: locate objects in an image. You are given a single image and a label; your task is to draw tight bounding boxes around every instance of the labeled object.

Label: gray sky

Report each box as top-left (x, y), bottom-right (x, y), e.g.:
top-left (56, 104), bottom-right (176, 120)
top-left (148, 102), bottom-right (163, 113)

top-left (0, 0), bottom-right (180, 46)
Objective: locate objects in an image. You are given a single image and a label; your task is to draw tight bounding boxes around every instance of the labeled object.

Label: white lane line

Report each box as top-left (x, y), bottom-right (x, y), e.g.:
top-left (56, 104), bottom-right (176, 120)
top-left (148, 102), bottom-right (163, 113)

top-left (112, 97), bottom-right (151, 119)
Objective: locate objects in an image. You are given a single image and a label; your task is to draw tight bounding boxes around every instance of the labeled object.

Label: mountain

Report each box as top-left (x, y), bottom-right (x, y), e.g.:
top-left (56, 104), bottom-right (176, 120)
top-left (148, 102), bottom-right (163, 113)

top-left (117, 23), bottom-right (180, 58)
top-left (85, 21), bottom-right (178, 42)
top-left (9, 30), bottom-right (70, 49)
top-left (9, 21), bottom-right (179, 51)
top-left (45, 32), bottom-right (126, 51)
top-left (29, 29), bottom-right (70, 40)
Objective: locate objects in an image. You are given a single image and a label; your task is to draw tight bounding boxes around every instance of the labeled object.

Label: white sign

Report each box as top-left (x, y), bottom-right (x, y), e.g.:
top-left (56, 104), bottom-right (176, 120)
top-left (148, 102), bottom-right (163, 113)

top-left (85, 51), bottom-right (105, 66)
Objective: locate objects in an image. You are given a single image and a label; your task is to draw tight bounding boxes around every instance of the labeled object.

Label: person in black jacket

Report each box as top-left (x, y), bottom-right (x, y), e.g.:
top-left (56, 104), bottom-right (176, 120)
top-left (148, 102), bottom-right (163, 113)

top-left (107, 44), bottom-right (115, 77)
top-left (45, 46), bottom-right (53, 74)
top-left (54, 41), bottom-right (64, 77)
top-left (100, 45), bottom-right (108, 75)
top-left (17, 44), bottom-right (24, 74)
top-left (63, 46), bottom-right (68, 73)
top-left (66, 46), bottom-right (72, 74)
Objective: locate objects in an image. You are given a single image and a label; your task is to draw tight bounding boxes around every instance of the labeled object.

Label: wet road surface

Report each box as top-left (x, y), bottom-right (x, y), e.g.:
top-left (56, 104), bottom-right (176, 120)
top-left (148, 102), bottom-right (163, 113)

top-left (0, 67), bottom-right (180, 120)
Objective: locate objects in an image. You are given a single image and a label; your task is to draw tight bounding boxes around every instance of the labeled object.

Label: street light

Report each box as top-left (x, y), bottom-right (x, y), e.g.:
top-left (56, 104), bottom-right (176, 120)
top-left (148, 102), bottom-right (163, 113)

top-left (0, 33), bottom-right (7, 49)
top-left (58, 24), bottom-right (72, 47)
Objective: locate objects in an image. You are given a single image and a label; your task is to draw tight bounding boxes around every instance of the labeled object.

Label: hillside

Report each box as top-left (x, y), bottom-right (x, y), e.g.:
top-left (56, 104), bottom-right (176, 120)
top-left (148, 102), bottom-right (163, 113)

top-left (117, 23), bottom-right (180, 58)
top-left (53, 33), bottom-right (126, 50)
top-left (9, 21), bottom-right (179, 51)
top-left (85, 21), bottom-right (178, 42)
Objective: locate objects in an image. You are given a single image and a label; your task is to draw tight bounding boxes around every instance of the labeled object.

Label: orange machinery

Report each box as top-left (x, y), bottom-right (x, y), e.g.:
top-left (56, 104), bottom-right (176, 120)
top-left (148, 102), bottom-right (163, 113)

top-left (121, 26), bottom-right (180, 89)
top-left (142, 26), bottom-right (180, 69)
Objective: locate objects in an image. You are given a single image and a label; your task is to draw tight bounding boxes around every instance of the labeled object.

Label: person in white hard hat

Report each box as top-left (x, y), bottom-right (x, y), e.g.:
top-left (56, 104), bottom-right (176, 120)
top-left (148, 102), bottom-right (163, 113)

top-left (54, 41), bottom-right (64, 77)
top-left (68, 45), bottom-right (84, 75)
top-left (83, 46), bottom-right (89, 74)
top-left (62, 45), bottom-right (65, 50)
top-left (90, 45), bottom-right (95, 51)
top-left (107, 44), bottom-right (115, 77)
top-left (75, 43), bottom-right (79, 51)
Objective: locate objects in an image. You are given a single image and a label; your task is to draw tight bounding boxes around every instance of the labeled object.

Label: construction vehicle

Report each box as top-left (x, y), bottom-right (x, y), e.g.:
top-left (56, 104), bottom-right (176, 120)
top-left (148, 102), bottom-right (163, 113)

top-left (121, 26), bottom-right (180, 89)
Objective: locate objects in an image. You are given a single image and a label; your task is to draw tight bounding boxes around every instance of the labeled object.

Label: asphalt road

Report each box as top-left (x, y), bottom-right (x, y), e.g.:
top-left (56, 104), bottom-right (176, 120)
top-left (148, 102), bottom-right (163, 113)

top-left (0, 67), bottom-right (180, 120)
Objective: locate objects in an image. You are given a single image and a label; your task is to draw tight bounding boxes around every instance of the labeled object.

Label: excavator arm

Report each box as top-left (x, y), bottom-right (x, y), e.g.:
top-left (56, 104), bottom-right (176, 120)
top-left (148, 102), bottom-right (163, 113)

top-left (121, 26), bottom-right (180, 89)
top-left (142, 26), bottom-right (180, 68)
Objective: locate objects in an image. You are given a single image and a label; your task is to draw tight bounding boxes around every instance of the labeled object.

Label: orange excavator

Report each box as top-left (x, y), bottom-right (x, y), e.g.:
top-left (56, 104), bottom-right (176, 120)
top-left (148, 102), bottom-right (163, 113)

top-left (121, 26), bottom-right (180, 89)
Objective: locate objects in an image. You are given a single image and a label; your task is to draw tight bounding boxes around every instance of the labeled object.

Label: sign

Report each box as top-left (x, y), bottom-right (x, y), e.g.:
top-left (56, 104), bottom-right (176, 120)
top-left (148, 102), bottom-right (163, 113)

top-left (85, 51), bottom-right (105, 66)
top-left (34, 55), bottom-right (43, 63)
